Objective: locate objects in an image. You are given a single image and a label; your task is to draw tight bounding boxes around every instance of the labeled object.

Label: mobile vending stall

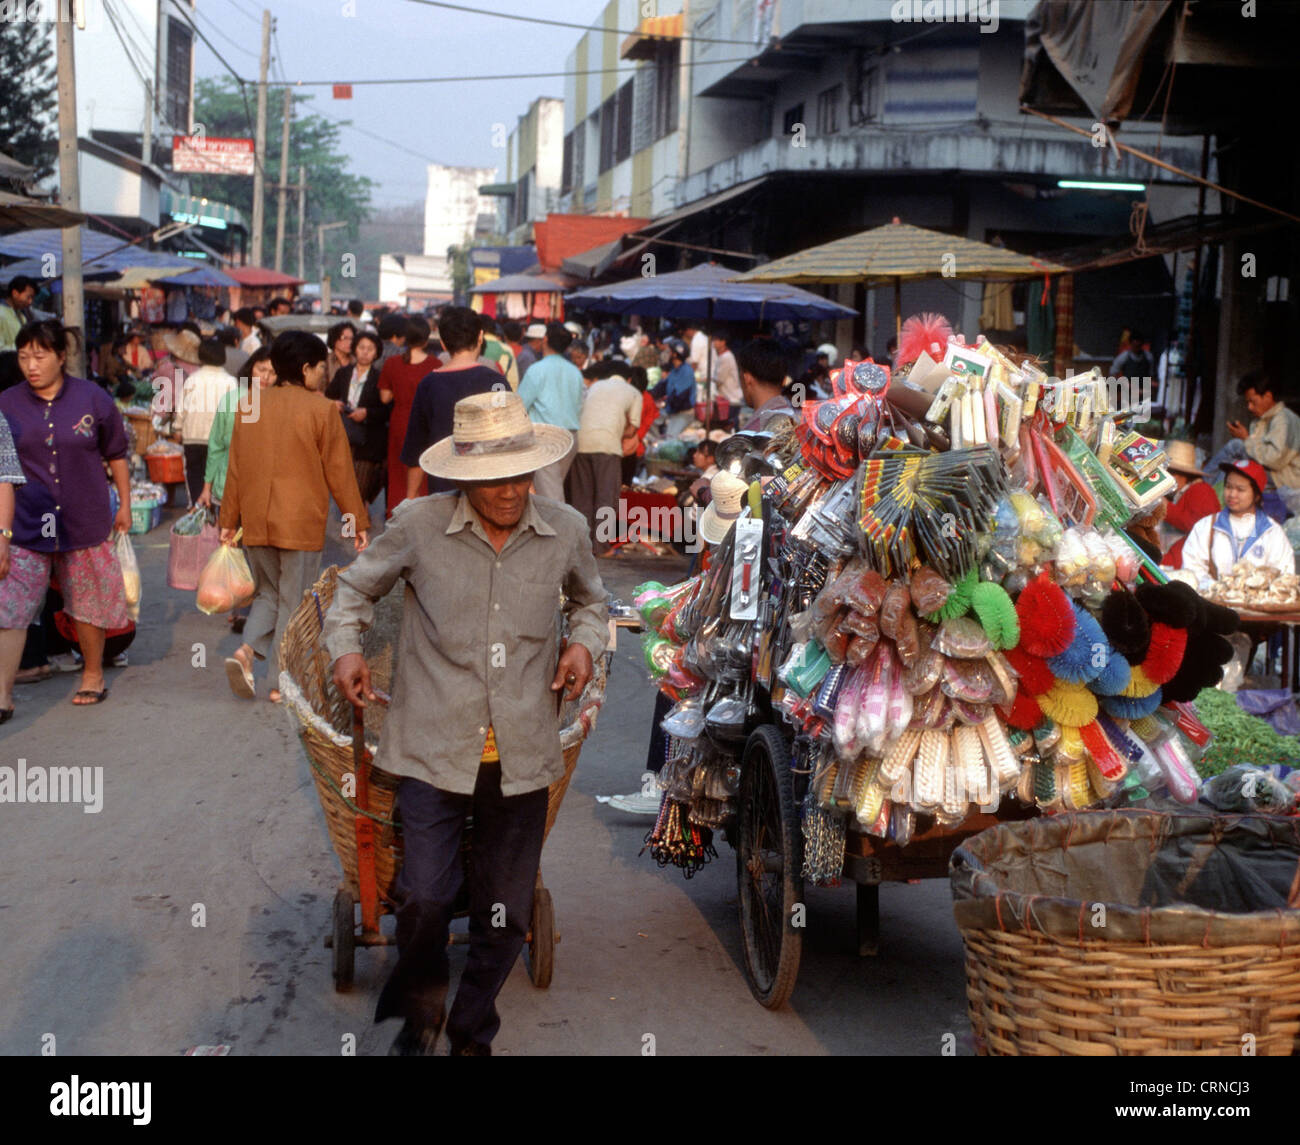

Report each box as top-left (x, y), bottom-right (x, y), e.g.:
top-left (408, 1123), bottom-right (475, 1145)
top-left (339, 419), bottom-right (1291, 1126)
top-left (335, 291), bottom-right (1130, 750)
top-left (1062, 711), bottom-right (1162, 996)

top-left (631, 324), bottom-right (1264, 1012)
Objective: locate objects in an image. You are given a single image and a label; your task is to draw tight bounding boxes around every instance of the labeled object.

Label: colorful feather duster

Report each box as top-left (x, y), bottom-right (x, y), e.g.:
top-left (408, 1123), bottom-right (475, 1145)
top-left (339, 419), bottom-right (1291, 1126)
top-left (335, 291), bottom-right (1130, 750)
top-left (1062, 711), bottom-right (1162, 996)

top-left (897, 312), bottom-right (953, 369)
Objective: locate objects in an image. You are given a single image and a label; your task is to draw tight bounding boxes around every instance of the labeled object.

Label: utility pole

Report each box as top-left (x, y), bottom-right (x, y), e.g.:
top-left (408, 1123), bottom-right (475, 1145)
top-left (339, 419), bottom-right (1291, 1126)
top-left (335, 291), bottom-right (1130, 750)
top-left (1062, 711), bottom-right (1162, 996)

top-left (251, 10), bottom-right (271, 266)
top-left (296, 165), bottom-right (306, 283)
top-left (274, 86), bottom-right (291, 272)
top-left (141, 80), bottom-right (152, 165)
top-left (56, 0), bottom-right (85, 377)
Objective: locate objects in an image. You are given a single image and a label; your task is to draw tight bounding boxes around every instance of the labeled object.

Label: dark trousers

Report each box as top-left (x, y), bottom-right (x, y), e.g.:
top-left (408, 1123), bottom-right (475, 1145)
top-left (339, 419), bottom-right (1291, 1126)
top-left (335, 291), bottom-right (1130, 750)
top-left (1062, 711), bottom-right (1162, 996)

top-left (375, 765), bottom-right (548, 1049)
top-left (183, 442), bottom-right (207, 506)
top-left (569, 452), bottom-right (622, 551)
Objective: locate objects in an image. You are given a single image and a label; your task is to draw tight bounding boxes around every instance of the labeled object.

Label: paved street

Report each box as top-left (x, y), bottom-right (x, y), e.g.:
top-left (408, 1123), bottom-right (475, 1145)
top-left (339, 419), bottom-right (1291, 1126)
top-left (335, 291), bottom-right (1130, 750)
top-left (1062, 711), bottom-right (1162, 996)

top-left (0, 503), bottom-right (975, 1057)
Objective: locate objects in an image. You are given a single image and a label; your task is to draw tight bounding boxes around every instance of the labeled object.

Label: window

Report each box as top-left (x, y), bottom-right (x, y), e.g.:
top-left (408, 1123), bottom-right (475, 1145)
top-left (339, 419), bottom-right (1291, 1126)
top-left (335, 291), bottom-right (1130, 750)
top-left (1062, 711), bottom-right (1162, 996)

top-left (817, 85), bottom-right (842, 135)
top-left (782, 103), bottom-right (804, 136)
top-left (847, 54), bottom-right (881, 125)
top-left (165, 17), bottom-right (193, 131)
top-left (598, 98), bottom-right (616, 173)
top-left (561, 130), bottom-right (573, 194)
top-left (653, 43), bottom-right (680, 139)
top-left (615, 80), bottom-right (634, 164)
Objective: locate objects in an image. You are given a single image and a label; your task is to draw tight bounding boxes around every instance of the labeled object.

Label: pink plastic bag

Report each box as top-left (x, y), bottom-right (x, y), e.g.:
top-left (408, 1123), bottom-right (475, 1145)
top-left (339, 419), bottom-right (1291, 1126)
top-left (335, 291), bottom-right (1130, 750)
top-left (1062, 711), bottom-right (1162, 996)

top-left (166, 508), bottom-right (221, 591)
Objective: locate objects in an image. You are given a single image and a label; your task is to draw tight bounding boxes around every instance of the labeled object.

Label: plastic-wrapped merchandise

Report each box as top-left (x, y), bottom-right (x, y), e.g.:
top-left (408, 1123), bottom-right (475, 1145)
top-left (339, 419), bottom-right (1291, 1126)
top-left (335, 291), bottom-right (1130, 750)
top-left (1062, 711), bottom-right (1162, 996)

top-left (833, 663), bottom-right (870, 756)
top-left (856, 645), bottom-right (892, 754)
top-left (952, 699), bottom-right (991, 725)
top-left (878, 582), bottom-right (912, 640)
top-left (845, 633), bottom-right (877, 666)
top-left (1054, 526), bottom-right (1090, 585)
top-left (823, 622), bottom-right (851, 664)
top-left (843, 610), bottom-right (880, 641)
top-left (908, 566), bottom-right (950, 615)
top-left (914, 685), bottom-right (949, 729)
top-left (894, 607), bottom-right (921, 668)
top-left (933, 616), bottom-right (991, 659)
top-left (901, 647), bottom-right (944, 695)
top-left (942, 658), bottom-right (994, 703)
top-left (884, 664), bottom-right (914, 741)
top-left (845, 566), bottom-right (890, 617)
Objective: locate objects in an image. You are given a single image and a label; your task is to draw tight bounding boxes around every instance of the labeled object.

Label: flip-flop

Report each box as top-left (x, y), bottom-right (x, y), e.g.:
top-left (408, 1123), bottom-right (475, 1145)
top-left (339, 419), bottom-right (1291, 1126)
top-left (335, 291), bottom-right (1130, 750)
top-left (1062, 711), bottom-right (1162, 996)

top-left (0, 708), bottom-right (13, 724)
top-left (225, 656), bottom-right (255, 700)
top-left (71, 689), bottom-right (109, 705)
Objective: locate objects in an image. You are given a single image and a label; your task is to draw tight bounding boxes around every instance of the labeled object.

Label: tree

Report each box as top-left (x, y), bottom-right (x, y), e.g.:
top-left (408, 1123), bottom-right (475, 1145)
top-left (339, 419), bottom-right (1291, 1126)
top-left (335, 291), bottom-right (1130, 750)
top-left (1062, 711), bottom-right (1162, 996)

top-left (0, 19), bottom-right (57, 184)
top-left (187, 78), bottom-right (373, 277)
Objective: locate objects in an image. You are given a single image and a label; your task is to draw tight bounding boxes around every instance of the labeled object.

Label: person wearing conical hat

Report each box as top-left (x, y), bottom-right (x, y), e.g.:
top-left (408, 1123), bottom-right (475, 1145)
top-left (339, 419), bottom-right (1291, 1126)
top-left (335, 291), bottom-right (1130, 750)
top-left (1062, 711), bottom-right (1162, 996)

top-left (325, 389), bottom-right (609, 1057)
top-left (1160, 439), bottom-right (1220, 570)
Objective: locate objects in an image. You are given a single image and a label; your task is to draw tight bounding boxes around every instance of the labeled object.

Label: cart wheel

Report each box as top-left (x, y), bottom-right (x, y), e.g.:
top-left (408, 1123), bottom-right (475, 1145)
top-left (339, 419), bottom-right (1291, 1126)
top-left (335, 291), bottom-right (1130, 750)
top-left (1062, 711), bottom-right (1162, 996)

top-left (526, 887), bottom-right (555, 989)
top-left (332, 889), bottom-right (356, 992)
top-left (737, 725), bottom-right (803, 1009)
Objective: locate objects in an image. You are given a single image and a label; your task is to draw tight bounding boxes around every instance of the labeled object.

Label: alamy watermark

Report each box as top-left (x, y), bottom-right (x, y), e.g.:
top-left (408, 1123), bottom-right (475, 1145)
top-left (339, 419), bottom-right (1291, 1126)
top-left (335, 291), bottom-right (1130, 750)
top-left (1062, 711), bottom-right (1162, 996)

top-left (0, 759), bottom-right (104, 813)
top-left (891, 0), bottom-right (999, 34)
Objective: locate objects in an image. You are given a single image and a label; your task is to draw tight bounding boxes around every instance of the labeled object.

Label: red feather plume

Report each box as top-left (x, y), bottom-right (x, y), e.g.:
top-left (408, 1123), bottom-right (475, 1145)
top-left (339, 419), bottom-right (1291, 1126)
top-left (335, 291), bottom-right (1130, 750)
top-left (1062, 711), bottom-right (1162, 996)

top-left (1141, 622), bottom-right (1188, 686)
top-left (897, 312), bottom-right (953, 368)
top-left (1015, 573), bottom-right (1077, 658)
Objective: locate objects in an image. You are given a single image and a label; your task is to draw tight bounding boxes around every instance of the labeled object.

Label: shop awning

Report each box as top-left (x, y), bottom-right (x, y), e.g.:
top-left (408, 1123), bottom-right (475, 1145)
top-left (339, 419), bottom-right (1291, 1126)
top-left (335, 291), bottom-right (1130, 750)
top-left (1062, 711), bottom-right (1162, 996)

top-left (0, 192), bottom-right (87, 232)
top-left (1043, 213), bottom-right (1284, 273)
top-left (225, 266), bottom-right (305, 288)
top-left (640, 176), bottom-right (769, 235)
top-left (467, 272), bottom-right (569, 295)
top-left (533, 214), bottom-right (650, 273)
top-left (621, 13), bottom-right (683, 61)
top-left (0, 226), bottom-right (234, 283)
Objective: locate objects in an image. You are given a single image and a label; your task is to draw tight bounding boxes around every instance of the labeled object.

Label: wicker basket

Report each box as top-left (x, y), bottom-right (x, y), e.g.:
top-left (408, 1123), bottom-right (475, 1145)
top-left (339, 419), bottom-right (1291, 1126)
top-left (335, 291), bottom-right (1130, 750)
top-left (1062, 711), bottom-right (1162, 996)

top-left (277, 565), bottom-right (606, 906)
top-left (951, 810), bottom-right (1300, 1056)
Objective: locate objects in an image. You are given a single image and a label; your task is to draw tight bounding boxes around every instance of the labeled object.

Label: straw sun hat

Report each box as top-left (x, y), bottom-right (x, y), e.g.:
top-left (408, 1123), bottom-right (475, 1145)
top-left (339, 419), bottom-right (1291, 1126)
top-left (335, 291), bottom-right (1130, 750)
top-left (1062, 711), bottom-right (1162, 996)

top-left (1164, 440), bottom-right (1203, 478)
top-left (163, 328), bottom-right (201, 365)
top-left (419, 390), bottom-right (572, 482)
top-left (699, 470), bottom-right (751, 545)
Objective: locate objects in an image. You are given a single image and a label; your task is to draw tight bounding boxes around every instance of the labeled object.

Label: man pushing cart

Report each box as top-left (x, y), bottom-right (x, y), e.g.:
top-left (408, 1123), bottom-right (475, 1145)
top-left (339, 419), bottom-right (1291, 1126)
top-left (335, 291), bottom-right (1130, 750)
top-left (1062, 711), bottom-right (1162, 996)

top-left (323, 391), bottom-right (609, 1056)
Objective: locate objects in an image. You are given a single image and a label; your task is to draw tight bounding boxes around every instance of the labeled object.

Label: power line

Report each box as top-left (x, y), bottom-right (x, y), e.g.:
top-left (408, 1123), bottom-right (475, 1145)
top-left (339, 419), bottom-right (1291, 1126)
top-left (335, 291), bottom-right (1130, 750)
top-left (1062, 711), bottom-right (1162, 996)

top-left (278, 57), bottom-right (761, 86)
top-left (191, 3), bottom-right (263, 62)
top-left (222, 0), bottom-right (263, 25)
top-left (401, 0), bottom-right (763, 47)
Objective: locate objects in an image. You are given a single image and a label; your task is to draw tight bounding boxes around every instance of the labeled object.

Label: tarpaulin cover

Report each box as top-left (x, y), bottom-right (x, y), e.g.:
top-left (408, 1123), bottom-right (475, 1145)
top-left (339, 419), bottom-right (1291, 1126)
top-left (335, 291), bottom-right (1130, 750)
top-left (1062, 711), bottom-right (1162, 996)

top-left (1237, 689), bottom-right (1300, 738)
top-left (1019, 0), bottom-right (1173, 124)
top-left (952, 810), bottom-right (1300, 946)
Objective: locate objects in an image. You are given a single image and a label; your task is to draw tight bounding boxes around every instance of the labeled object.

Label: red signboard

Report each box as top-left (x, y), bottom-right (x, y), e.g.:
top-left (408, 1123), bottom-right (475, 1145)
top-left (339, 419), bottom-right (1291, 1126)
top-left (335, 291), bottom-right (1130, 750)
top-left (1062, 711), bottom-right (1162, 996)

top-left (333, 84), bottom-right (353, 100)
top-left (172, 136), bottom-right (256, 176)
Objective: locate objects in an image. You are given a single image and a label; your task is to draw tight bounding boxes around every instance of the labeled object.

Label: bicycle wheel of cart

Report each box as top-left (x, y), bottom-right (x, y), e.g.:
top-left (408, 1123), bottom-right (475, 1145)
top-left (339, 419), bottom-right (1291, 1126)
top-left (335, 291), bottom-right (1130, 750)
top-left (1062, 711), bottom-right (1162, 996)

top-left (737, 725), bottom-right (803, 1009)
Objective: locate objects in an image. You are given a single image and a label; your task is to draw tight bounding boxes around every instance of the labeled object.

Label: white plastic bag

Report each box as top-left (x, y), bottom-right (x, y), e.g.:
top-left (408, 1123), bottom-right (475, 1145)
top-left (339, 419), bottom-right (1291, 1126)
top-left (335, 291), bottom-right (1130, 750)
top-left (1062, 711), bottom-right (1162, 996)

top-left (113, 530), bottom-right (141, 621)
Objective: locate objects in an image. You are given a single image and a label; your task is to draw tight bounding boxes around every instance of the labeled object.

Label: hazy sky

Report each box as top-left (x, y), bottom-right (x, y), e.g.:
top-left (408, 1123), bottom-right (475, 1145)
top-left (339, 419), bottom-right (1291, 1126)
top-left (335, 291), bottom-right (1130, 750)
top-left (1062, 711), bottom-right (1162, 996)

top-left (193, 0), bottom-right (598, 209)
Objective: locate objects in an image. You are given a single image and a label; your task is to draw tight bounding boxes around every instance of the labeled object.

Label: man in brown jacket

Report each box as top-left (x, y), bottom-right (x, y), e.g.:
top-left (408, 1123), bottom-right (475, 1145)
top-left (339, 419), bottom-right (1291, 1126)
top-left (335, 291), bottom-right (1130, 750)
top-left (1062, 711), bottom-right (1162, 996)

top-left (220, 330), bottom-right (370, 701)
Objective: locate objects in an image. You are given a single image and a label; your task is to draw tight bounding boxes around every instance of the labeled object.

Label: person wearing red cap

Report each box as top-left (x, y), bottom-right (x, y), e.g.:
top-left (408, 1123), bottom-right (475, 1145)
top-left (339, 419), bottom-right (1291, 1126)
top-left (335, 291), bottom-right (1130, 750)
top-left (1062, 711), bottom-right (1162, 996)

top-left (1181, 458), bottom-right (1295, 589)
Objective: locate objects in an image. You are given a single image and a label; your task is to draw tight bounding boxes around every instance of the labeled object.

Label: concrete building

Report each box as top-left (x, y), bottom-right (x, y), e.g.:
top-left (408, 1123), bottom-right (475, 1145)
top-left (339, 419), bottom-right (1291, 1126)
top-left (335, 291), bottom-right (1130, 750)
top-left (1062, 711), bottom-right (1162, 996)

top-left (486, 97), bottom-right (565, 244)
top-left (555, 0), bottom-right (1208, 358)
top-left (421, 163), bottom-right (499, 288)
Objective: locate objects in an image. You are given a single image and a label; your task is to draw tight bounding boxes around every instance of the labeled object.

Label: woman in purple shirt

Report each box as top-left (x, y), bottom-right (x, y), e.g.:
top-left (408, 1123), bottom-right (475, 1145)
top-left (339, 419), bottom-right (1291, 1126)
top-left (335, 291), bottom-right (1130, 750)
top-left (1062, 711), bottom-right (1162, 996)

top-left (0, 320), bottom-right (132, 717)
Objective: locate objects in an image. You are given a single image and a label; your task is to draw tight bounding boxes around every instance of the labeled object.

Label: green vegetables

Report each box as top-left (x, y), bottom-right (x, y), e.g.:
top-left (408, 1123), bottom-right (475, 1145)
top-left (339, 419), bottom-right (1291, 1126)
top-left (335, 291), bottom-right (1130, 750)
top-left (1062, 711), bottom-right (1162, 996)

top-left (1192, 688), bottom-right (1300, 776)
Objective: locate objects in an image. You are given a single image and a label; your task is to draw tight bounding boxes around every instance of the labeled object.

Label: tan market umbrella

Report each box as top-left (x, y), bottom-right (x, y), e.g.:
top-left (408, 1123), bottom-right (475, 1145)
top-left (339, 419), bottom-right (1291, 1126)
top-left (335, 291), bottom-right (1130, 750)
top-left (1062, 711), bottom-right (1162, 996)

top-left (732, 218), bottom-right (1066, 338)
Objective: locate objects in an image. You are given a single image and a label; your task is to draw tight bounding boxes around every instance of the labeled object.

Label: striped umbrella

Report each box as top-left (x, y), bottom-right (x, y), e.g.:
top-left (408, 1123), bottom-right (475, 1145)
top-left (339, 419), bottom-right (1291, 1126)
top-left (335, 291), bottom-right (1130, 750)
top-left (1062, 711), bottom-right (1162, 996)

top-left (731, 219), bottom-right (1065, 338)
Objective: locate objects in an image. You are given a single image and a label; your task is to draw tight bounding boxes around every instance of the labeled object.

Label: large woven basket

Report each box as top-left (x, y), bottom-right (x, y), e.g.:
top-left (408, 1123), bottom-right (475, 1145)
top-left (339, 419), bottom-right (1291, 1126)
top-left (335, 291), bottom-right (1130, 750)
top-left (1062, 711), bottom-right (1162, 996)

top-left (951, 810), bottom-right (1300, 1056)
top-left (278, 565), bottom-right (606, 906)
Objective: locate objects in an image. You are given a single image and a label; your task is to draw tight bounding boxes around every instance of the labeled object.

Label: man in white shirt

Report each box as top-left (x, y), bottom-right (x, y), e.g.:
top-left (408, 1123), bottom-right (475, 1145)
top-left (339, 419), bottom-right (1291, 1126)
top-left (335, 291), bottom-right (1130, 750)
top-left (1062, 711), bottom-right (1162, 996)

top-left (570, 360), bottom-right (641, 556)
top-left (173, 338), bottom-right (236, 506)
top-left (710, 330), bottom-right (743, 426)
top-left (683, 321), bottom-right (710, 387)
top-left (234, 308), bottom-right (261, 356)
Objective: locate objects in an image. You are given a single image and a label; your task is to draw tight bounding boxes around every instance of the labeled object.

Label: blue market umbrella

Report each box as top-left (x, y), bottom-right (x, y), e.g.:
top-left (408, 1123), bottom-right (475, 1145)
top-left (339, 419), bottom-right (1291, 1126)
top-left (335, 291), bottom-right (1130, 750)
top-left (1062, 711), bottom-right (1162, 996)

top-left (567, 261), bottom-right (855, 425)
top-left (0, 226), bottom-right (237, 286)
top-left (565, 261), bottom-right (855, 322)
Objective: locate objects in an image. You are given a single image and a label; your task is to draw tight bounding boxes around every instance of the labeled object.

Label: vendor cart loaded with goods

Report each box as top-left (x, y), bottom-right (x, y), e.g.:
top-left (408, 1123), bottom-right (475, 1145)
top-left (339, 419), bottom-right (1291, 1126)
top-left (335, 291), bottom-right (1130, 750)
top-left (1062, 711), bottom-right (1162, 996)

top-left (632, 316), bottom-right (1267, 1012)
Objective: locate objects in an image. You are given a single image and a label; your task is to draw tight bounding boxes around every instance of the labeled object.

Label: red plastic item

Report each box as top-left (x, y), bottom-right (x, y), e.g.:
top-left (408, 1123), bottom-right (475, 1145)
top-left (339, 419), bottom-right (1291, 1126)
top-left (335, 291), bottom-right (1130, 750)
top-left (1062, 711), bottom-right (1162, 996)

top-left (146, 452), bottom-right (185, 484)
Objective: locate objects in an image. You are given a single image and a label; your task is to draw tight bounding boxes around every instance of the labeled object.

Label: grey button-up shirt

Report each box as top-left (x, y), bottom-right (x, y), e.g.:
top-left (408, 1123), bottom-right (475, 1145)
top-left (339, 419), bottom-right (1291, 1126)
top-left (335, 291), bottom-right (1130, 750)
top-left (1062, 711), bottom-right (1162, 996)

top-left (323, 491), bottom-right (609, 796)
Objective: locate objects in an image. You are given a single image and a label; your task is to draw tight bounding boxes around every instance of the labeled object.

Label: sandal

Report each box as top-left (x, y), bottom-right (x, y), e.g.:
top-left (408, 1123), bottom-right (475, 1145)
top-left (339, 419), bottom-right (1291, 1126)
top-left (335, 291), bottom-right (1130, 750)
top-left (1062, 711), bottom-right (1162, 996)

top-left (0, 708), bottom-right (13, 724)
top-left (15, 665), bottom-right (53, 685)
top-left (224, 654), bottom-right (255, 700)
top-left (71, 689), bottom-right (109, 705)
